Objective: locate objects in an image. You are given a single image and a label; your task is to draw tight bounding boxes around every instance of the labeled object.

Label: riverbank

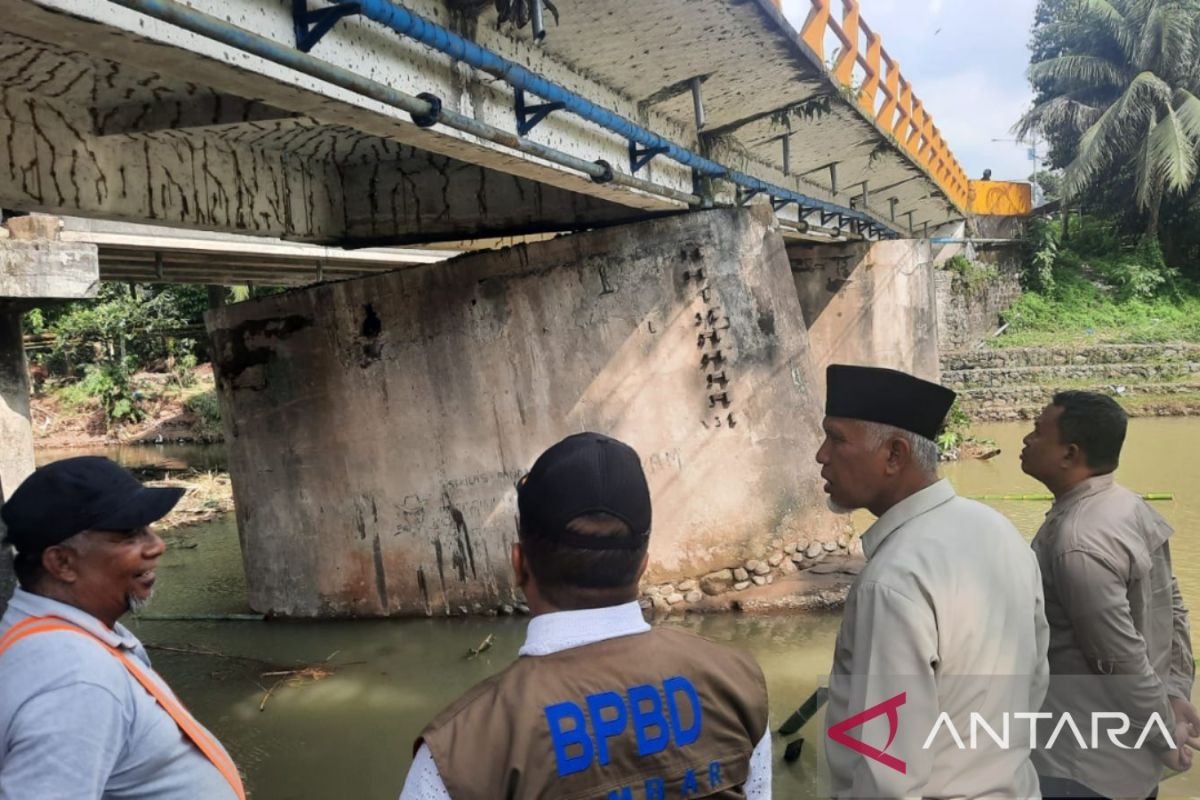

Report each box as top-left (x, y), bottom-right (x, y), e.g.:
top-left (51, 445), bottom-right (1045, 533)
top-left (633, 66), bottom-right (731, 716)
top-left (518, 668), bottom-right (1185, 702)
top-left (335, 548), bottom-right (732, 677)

top-left (30, 365), bottom-right (222, 449)
top-left (151, 470), bottom-right (236, 531)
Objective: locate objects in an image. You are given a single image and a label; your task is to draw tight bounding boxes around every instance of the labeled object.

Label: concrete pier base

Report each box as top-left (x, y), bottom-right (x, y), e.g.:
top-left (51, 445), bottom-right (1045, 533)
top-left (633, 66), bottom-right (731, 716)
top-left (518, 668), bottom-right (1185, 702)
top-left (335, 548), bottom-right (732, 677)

top-left (208, 207), bottom-right (843, 617)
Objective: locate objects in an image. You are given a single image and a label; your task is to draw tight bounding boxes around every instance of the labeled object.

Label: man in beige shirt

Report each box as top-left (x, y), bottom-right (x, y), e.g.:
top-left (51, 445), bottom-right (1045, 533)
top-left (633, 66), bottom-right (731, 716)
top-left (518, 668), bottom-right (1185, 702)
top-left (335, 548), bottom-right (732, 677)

top-left (1022, 390), bottom-right (1198, 798)
top-left (818, 364), bottom-right (1049, 798)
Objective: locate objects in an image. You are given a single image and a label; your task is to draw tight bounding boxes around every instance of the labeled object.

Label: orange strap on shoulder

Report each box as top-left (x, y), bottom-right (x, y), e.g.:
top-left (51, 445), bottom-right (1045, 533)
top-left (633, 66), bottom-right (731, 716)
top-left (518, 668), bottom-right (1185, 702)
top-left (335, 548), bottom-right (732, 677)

top-left (0, 616), bottom-right (247, 800)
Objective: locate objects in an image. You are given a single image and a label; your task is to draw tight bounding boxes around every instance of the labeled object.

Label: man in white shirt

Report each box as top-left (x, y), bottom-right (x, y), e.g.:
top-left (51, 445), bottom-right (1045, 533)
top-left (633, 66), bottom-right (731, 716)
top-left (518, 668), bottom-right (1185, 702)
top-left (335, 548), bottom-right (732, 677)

top-left (817, 364), bottom-right (1049, 799)
top-left (399, 432), bottom-right (772, 799)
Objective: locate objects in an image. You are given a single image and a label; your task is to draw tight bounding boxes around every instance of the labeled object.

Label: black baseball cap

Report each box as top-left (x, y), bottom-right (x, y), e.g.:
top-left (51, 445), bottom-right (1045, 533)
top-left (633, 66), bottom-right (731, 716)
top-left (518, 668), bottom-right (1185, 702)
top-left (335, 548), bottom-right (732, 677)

top-left (1, 457), bottom-right (185, 554)
top-left (517, 432), bottom-right (652, 550)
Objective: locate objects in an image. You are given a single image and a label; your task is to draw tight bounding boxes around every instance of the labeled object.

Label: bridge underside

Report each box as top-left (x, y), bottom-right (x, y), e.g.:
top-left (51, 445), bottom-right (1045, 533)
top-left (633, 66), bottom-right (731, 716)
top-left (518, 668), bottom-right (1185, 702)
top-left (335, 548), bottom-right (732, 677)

top-left (0, 0), bottom-right (961, 247)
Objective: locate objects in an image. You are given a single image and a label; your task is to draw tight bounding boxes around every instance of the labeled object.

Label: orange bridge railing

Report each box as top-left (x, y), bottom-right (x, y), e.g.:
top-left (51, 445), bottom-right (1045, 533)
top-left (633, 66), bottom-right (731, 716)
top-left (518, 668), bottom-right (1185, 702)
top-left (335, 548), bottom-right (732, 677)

top-left (799, 0), bottom-right (970, 212)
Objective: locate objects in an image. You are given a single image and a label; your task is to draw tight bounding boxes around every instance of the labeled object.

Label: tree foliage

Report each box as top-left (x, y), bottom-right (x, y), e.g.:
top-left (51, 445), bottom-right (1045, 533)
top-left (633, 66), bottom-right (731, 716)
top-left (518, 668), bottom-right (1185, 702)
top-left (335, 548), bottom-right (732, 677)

top-left (1018, 0), bottom-right (1200, 236)
top-left (25, 283), bottom-right (211, 425)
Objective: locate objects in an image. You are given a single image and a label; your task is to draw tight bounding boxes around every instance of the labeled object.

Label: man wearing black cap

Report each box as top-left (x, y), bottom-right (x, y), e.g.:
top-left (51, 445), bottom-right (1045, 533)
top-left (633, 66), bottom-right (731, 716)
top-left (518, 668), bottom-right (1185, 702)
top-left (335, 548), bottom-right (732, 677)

top-left (817, 365), bottom-right (1048, 798)
top-left (0, 456), bottom-right (244, 799)
top-left (398, 432), bottom-right (772, 800)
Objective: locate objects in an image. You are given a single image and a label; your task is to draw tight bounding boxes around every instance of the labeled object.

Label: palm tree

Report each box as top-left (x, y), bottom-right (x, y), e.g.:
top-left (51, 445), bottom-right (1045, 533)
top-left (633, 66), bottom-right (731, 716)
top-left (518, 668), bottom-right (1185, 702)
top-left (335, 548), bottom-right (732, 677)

top-left (1017, 0), bottom-right (1200, 237)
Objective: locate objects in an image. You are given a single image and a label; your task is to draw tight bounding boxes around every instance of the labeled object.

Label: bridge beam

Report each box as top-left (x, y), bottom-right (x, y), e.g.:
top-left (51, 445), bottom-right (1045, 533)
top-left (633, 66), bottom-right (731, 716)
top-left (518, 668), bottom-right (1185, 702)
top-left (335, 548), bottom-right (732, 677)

top-left (95, 95), bottom-right (299, 138)
top-left (0, 81), bottom-right (643, 246)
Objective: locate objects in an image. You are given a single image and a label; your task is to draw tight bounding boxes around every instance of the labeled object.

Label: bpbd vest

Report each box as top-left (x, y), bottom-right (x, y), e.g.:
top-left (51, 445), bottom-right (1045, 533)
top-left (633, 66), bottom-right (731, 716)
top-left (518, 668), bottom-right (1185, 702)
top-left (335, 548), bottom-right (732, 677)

top-left (418, 626), bottom-right (768, 800)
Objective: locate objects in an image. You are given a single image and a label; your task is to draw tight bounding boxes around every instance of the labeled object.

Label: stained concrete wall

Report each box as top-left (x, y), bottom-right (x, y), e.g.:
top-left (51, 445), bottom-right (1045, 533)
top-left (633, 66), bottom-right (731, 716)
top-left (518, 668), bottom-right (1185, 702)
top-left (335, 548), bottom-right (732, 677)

top-left (788, 239), bottom-right (940, 395)
top-left (207, 207), bottom-right (842, 617)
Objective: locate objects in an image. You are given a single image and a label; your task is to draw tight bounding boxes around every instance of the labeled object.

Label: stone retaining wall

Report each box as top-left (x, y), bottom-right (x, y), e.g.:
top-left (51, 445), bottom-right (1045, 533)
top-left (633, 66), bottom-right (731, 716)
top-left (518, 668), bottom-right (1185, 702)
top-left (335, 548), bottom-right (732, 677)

top-left (962, 382), bottom-right (1200, 405)
top-left (934, 254), bottom-right (1022, 351)
top-left (944, 361), bottom-right (1200, 390)
top-left (944, 344), bottom-right (1200, 371)
top-left (946, 342), bottom-right (1200, 422)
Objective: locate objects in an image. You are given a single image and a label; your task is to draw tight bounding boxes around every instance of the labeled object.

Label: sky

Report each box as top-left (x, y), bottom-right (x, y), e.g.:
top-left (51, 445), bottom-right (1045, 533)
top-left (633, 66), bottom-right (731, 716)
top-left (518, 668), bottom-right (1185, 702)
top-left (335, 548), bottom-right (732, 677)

top-left (779, 0), bottom-right (1042, 181)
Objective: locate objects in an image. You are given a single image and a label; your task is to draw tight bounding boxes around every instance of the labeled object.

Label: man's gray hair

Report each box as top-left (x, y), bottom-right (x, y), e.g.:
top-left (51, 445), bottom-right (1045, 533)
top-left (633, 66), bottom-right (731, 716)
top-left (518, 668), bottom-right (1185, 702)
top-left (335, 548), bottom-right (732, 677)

top-left (862, 421), bottom-right (940, 475)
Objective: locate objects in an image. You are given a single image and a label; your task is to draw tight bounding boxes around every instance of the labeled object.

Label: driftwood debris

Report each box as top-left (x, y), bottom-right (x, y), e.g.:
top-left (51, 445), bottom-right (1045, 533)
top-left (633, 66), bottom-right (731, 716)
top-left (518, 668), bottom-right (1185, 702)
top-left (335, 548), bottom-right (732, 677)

top-left (466, 634), bottom-right (495, 660)
top-left (258, 651), bottom-right (354, 712)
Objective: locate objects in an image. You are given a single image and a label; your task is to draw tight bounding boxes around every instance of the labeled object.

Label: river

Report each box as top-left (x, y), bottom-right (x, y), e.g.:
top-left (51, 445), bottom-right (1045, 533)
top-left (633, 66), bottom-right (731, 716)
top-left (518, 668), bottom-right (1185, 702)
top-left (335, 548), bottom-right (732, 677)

top-left (48, 418), bottom-right (1200, 798)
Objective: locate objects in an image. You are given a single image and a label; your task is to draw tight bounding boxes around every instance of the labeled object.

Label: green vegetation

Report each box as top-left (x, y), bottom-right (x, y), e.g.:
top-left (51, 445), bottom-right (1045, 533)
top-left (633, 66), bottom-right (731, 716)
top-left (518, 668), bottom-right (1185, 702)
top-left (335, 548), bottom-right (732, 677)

top-left (25, 283), bottom-right (208, 426)
top-left (1000, 0), bottom-right (1200, 349)
top-left (937, 399), bottom-right (997, 458)
top-left (184, 390), bottom-right (223, 441)
top-left (996, 214), bottom-right (1200, 348)
top-left (941, 255), bottom-right (1000, 296)
top-left (24, 283), bottom-right (250, 429)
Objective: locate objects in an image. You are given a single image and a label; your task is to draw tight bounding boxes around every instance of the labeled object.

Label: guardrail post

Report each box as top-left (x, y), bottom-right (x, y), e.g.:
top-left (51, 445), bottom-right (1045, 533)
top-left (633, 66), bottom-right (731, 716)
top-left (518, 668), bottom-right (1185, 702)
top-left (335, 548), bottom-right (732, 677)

top-left (858, 28), bottom-right (881, 116)
top-left (801, 0), bottom-right (831, 60)
top-left (834, 0), bottom-right (860, 86)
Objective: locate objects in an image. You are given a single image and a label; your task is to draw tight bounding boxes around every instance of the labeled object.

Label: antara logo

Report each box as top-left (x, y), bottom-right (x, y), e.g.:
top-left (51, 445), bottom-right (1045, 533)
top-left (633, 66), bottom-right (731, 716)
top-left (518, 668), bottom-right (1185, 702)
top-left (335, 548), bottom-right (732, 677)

top-left (826, 692), bottom-right (907, 774)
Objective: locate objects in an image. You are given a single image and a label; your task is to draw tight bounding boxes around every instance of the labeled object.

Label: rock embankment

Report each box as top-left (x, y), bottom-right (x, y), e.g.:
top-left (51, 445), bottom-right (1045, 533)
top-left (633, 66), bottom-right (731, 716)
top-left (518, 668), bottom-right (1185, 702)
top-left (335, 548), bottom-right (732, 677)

top-left (639, 533), bottom-right (864, 615)
top-left (945, 344), bottom-right (1200, 421)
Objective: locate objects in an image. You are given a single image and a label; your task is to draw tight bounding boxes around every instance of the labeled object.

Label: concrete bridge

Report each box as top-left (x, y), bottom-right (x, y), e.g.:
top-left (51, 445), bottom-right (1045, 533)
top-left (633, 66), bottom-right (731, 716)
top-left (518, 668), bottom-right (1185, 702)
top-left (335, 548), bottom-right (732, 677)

top-left (0, 0), bottom-right (1029, 612)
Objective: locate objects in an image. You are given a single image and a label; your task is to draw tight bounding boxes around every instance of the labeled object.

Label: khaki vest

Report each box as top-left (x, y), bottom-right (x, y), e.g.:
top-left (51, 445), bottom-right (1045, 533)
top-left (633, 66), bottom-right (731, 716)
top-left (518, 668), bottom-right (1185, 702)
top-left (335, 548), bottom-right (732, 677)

top-left (418, 627), bottom-right (768, 800)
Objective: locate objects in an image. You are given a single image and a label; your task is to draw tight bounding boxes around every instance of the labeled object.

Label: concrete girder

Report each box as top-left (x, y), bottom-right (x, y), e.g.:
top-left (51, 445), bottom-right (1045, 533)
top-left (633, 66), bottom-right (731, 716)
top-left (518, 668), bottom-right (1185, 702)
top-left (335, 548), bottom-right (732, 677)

top-left (337, 153), bottom-right (665, 246)
top-left (95, 95), bottom-right (299, 138)
top-left (0, 0), bottom-right (693, 227)
top-left (0, 45), bottom-right (643, 246)
top-left (0, 81), bottom-right (346, 240)
top-left (517, 0), bottom-right (958, 229)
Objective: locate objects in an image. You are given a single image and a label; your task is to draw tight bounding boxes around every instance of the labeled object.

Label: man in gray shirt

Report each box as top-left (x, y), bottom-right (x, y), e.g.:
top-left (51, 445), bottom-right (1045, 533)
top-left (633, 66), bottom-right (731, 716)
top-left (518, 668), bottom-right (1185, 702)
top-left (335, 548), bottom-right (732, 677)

top-left (0, 456), bottom-right (243, 799)
top-left (1022, 391), bottom-right (1198, 798)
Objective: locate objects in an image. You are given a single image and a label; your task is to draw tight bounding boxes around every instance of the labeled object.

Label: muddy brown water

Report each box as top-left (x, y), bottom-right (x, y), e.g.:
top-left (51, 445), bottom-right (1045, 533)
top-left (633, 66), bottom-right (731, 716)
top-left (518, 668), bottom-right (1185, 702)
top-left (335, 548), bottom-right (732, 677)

top-left (45, 418), bottom-right (1200, 798)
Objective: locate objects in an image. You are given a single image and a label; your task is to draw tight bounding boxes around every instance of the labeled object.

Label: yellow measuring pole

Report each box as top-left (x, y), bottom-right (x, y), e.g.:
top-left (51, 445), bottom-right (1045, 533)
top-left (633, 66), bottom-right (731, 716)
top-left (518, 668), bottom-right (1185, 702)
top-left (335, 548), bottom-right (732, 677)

top-left (969, 493), bottom-right (1173, 502)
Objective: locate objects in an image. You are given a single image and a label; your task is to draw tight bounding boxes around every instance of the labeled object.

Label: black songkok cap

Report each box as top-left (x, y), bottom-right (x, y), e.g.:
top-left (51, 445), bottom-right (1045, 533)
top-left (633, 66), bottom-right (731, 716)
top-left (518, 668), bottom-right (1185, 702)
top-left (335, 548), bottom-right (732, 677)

top-left (517, 432), bottom-right (651, 550)
top-left (1, 456), bottom-right (184, 555)
top-left (825, 364), bottom-right (957, 441)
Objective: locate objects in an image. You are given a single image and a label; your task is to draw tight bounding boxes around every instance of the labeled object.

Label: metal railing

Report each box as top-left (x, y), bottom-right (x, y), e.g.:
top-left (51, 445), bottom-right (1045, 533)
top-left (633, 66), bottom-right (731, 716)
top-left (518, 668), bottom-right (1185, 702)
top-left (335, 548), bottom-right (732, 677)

top-left (800, 0), bottom-right (970, 210)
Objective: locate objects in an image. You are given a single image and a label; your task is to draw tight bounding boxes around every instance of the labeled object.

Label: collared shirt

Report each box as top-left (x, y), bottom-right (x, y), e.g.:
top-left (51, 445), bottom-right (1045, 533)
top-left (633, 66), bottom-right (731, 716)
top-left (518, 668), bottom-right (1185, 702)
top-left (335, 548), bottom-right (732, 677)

top-left (0, 588), bottom-right (237, 800)
top-left (1030, 474), bottom-right (1194, 798)
top-left (399, 601), bottom-right (772, 799)
top-left (826, 479), bottom-right (1050, 799)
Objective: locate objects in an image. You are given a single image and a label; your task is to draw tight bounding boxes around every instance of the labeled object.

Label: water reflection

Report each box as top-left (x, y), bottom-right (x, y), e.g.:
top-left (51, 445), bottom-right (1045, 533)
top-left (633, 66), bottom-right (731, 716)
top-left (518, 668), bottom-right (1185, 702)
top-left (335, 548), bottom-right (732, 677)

top-left (35, 442), bottom-right (227, 474)
top-left (114, 418), bottom-right (1200, 798)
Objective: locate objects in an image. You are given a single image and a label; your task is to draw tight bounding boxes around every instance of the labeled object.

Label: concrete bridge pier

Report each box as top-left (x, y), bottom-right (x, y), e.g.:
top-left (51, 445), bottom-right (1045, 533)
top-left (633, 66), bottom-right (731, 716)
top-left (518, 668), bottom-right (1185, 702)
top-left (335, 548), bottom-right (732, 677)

top-left (788, 238), bottom-right (942, 395)
top-left (0, 215), bottom-right (99, 603)
top-left (207, 206), bottom-right (850, 618)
